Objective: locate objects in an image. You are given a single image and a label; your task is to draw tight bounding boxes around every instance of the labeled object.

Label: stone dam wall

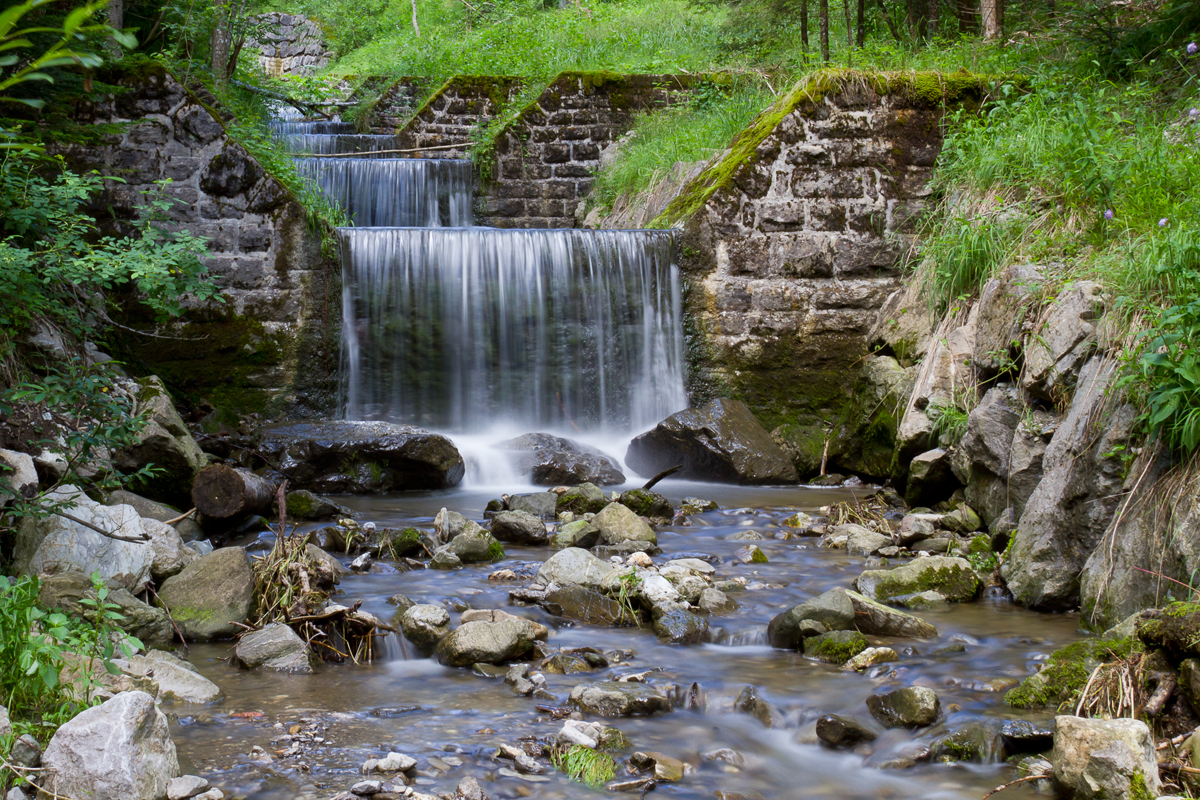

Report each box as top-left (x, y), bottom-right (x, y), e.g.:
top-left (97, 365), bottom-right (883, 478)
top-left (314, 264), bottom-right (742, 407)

top-left (248, 13), bottom-right (332, 77)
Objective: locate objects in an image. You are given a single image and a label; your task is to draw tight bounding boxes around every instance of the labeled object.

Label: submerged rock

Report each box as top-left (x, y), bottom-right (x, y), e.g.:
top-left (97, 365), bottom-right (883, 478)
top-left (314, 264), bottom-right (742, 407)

top-left (1050, 716), bottom-right (1161, 800)
top-left (866, 687), bottom-right (941, 728)
top-left (625, 398), bottom-right (799, 485)
top-left (816, 714), bottom-right (877, 748)
top-left (155, 547), bottom-right (255, 640)
top-left (568, 681), bottom-right (672, 716)
top-left (803, 630), bottom-right (868, 664)
top-left (652, 609), bottom-right (709, 644)
top-left (41, 691), bottom-right (179, 800)
top-left (498, 433), bottom-right (625, 486)
top-left (255, 420), bottom-right (465, 493)
top-left (934, 721), bottom-right (1004, 763)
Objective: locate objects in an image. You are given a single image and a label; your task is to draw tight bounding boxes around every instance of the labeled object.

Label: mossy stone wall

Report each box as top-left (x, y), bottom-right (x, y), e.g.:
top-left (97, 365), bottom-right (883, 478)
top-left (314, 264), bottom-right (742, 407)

top-left (49, 64), bottom-right (339, 418)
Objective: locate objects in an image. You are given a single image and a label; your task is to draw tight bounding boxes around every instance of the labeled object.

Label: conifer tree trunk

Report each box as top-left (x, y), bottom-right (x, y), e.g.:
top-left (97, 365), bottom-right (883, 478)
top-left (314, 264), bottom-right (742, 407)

top-left (844, 0), bottom-right (853, 48)
top-left (105, 0), bottom-right (124, 57)
top-left (856, 0), bottom-right (865, 46)
top-left (210, 0), bottom-right (231, 84)
top-left (801, 0), bottom-right (810, 51)
top-left (819, 0), bottom-right (830, 61)
top-left (981, 0), bottom-right (1002, 40)
top-left (927, 0), bottom-right (938, 38)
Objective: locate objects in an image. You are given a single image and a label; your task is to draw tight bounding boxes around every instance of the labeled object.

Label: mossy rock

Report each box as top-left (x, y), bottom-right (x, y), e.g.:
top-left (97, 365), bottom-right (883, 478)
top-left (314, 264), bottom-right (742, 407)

top-left (1136, 602), bottom-right (1200, 658)
top-left (378, 527), bottom-right (424, 558)
top-left (617, 488), bottom-right (674, 519)
top-left (557, 483), bottom-right (608, 515)
top-left (803, 630), bottom-right (868, 665)
top-left (854, 556), bottom-right (981, 605)
top-left (1004, 636), bottom-right (1139, 709)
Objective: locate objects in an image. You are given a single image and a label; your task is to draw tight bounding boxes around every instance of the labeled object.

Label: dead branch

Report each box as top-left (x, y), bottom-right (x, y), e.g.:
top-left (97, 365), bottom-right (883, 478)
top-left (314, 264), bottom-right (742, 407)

top-left (641, 465), bottom-right (681, 491)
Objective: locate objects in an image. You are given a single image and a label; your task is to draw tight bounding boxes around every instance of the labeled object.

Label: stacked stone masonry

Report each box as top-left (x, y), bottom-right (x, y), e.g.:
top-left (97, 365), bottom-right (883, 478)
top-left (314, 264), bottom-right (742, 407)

top-left (249, 13), bottom-right (332, 77)
top-left (369, 78), bottom-right (432, 132)
top-left (51, 64), bottom-right (336, 417)
top-left (392, 77), bottom-right (525, 157)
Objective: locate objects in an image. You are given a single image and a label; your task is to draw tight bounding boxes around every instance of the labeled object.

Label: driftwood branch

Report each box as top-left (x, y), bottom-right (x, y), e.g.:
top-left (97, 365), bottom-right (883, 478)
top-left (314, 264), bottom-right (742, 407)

top-left (981, 774), bottom-right (1044, 799)
top-left (229, 78), bottom-right (333, 119)
top-left (55, 510), bottom-right (149, 543)
top-left (162, 508), bottom-right (196, 526)
top-left (146, 584), bottom-right (189, 654)
top-left (292, 143), bottom-right (468, 158)
top-left (641, 465), bottom-right (681, 492)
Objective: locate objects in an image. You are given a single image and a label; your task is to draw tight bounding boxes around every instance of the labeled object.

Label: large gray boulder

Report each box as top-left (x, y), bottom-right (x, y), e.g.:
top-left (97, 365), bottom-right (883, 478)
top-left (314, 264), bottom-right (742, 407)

top-left (15, 486), bottom-right (154, 589)
top-left (0, 448), bottom-right (38, 506)
top-left (973, 263), bottom-right (1043, 377)
top-left (845, 590), bottom-right (937, 638)
top-left (233, 622), bottom-right (314, 672)
top-left (1002, 359), bottom-right (1136, 610)
top-left (568, 681), bottom-right (672, 716)
top-left (767, 588), bottom-right (855, 648)
top-left (895, 310), bottom-right (976, 465)
top-left (536, 547), bottom-right (614, 589)
top-left (107, 490), bottom-right (203, 543)
top-left (113, 377), bottom-right (207, 508)
top-left (38, 572), bottom-right (173, 646)
top-left (156, 547), bottom-right (255, 640)
top-left (400, 604), bottom-right (451, 649)
top-left (142, 518), bottom-right (198, 582)
top-left (1022, 281), bottom-right (1105, 402)
top-left (904, 448), bottom-right (956, 508)
top-left (583, 503), bottom-right (656, 548)
top-left (542, 584), bottom-right (637, 626)
top-left (489, 511), bottom-right (547, 546)
top-left (434, 616), bottom-right (548, 667)
top-left (506, 492), bottom-right (558, 519)
top-left (497, 433), bottom-right (625, 486)
top-left (41, 691), bottom-right (179, 800)
top-left (120, 650), bottom-right (222, 704)
top-left (625, 398), bottom-right (798, 485)
top-left (255, 420), bottom-right (465, 493)
top-left (855, 556), bottom-right (981, 605)
top-left (1050, 716), bottom-right (1161, 800)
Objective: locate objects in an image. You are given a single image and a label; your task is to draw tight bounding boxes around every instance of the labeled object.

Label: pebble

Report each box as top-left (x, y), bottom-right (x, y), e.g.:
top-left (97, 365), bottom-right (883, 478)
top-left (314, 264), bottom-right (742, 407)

top-left (193, 791), bottom-right (224, 800)
top-left (168, 776), bottom-right (210, 800)
top-left (498, 767), bottom-right (550, 782)
top-left (351, 780), bottom-right (382, 795)
top-left (376, 752), bottom-right (417, 772)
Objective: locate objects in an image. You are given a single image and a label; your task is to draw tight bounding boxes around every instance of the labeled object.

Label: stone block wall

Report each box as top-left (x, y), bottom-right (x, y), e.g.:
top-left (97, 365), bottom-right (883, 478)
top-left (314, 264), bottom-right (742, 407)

top-left (249, 13), bottom-right (332, 77)
top-left (482, 73), bottom-right (696, 228)
top-left (368, 77), bottom-right (438, 132)
top-left (658, 72), bottom-right (995, 436)
top-left (51, 63), bottom-right (338, 418)
top-left (392, 76), bottom-right (525, 157)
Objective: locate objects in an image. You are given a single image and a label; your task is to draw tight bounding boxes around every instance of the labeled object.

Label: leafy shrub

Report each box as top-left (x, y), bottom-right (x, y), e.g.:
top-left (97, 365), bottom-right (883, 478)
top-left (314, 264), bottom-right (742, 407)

top-left (1135, 276), bottom-right (1200, 455)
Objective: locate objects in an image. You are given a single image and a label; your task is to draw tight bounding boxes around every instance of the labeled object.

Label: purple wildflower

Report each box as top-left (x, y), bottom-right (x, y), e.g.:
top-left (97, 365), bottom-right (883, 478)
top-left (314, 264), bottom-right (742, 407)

top-left (1159, 218), bottom-right (1169, 227)
top-left (1191, 108), bottom-right (1199, 119)
top-left (1190, 42), bottom-right (1199, 55)
top-left (1104, 209), bottom-right (1114, 220)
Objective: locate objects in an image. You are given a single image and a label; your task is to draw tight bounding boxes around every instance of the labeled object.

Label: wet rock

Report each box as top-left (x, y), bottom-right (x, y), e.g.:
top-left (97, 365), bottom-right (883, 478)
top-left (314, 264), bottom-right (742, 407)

top-left (734, 685), bottom-right (780, 728)
top-left (1001, 719), bottom-right (1054, 755)
top-left (631, 751), bottom-right (684, 781)
top-left (490, 511), bottom-right (547, 545)
top-left (114, 376), bottom-right (207, 507)
top-left (803, 630), bottom-right (868, 664)
top-left (838, 524), bottom-right (892, 557)
top-left (142, 518), bottom-right (199, 582)
top-left (625, 398), bottom-right (799, 485)
top-left (351, 780), bottom-right (381, 795)
top-left (934, 721), bottom-right (1004, 762)
top-left (41, 691), bottom-right (178, 800)
top-left (568, 681), bottom-right (672, 716)
top-left (582, 503), bottom-right (656, 548)
top-left (387, 593), bottom-right (415, 612)
top-left (896, 515), bottom-right (936, 546)
top-left (168, 775), bottom-right (210, 799)
top-left (307, 544), bottom-right (350, 581)
top-left (400, 605), bottom-right (451, 649)
top-left (556, 483), bottom-right (608, 515)
top-left (845, 590), bottom-right (938, 638)
top-left (254, 420), bottom-right (465, 493)
top-left (15, 485), bottom-right (154, 589)
top-left (455, 776), bottom-right (489, 800)
top-left (551, 518), bottom-right (595, 549)
top-left (376, 752), bottom-right (417, 772)
top-left (284, 489), bottom-right (350, 521)
top-left (435, 617), bottom-right (549, 667)
top-left (816, 714), bottom-right (877, 748)
top-left (156, 547), bottom-right (255, 640)
top-left (537, 547), bottom-right (614, 589)
top-left (506, 492), bottom-right (558, 520)
top-left (618, 489), bottom-right (673, 519)
top-left (107, 490), bottom-right (203, 542)
top-left (542, 653), bottom-right (592, 674)
top-left (1050, 715), bottom-right (1161, 800)
top-left (434, 508), bottom-right (469, 543)
top-left (38, 572), bottom-right (173, 646)
top-left (442, 521), bottom-right (503, 563)
top-left (698, 588), bottom-right (737, 614)
top-left (941, 505), bottom-right (983, 534)
top-left (653, 609), bottom-right (709, 644)
top-left (542, 585), bottom-right (636, 627)
top-left (123, 650), bottom-right (222, 703)
top-left (728, 530), bottom-right (764, 541)
top-left (504, 664), bottom-right (536, 696)
top-left (854, 556), bottom-right (981, 605)
top-left (844, 646), bottom-right (898, 671)
top-left (905, 449), bottom-right (956, 508)
top-left (734, 544), bottom-right (768, 563)
top-left (767, 588), bottom-right (856, 648)
top-left (681, 497), bottom-right (718, 514)
top-left (430, 550), bottom-right (462, 569)
top-left (233, 622), bottom-right (313, 672)
top-left (867, 687), bottom-right (941, 728)
top-left (498, 433), bottom-right (624, 486)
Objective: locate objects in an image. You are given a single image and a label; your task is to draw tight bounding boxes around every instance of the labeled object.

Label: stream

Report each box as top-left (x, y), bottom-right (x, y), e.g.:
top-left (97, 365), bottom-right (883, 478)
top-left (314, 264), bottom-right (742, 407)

top-left (170, 479), bottom-right (1079, 800)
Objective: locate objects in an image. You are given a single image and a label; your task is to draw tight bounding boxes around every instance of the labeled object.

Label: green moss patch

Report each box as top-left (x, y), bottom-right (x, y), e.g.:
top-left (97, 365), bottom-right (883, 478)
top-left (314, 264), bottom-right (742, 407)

top-left (803, 629), bottom-right (868, 664)
top-left (1004, 636), bottom-right (1139, 709)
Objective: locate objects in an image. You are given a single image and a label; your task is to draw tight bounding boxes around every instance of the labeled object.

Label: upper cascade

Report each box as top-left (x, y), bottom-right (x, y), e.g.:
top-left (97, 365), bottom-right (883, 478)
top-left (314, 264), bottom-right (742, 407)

top-left (294, 157), bottom-right (473, 227)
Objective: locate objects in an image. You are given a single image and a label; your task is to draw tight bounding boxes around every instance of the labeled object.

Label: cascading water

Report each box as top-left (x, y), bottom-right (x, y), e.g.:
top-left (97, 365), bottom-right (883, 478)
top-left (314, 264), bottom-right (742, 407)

top-left (273, 114), bottom-right (687, 485)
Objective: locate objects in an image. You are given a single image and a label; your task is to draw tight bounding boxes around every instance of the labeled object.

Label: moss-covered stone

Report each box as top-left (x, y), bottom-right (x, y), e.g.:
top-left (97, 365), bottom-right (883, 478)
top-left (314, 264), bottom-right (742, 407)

top-left (557, 483), bottom-right (608, 515)
top-left (854, 556), bottom-right (981, 604)
top-left (1004, 636), bottom-right (1140, 709)
top-left (617, 488), bottom-right (673, 518)
top-left (803, 629), bottom-right (868, 664)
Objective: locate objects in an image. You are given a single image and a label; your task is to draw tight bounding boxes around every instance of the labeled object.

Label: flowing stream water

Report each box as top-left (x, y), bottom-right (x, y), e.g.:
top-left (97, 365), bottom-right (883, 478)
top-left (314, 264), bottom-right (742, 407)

top-left (166, 119), bottom-right (1081, 800)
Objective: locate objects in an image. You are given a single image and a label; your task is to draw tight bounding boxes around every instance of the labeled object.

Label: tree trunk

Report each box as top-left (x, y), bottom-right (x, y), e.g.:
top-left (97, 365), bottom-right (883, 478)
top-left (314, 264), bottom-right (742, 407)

top-left (856, 0), bottom-right (865, 46)
top-left (927, 0), bottom-right (938, 38)
top-left (105, 0), bottom-right (124, 57)
top-left (982, 0), bottom-right (1002, 40)
top-left (192, 464), bottom-right (278, 519)
top-left (210, 0), bottom-right (231, 84)
top-left (801, 0), bottom-right (810, 51)
top-left (844, 0), bottom-right (853, 49)
top-left (956, 0), bottom-right (978, 32)
top-left (819, 0), bottom-right (829, 61)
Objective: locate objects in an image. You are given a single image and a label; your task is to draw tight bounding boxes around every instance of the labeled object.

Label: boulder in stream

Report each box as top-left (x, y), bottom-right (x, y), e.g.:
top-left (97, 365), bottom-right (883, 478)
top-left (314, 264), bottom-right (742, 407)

top-left (803, 630), bottom-right (868, 664)
top-left (556, 483), bottom-right (608, 515)
top-left (489, 511), bottom-right (548, 545)
top-left (853, 556), bottom-right (981, 605)
top-left (625, 398), bottom-right (799, 485)
top-left (155, 547), bottom-right (256, 640)
top-left (845, 590), bottom-right (938, 638)
top-left (767, 588), bottom-right (856, 648)
top-left (816, 714), bottom-right (877, 748)
top-left (435, 616), bottom-right (548, 667)
top-left (866, 686), bottom-right (941, 728)
top-left (400, 605), bottom-right (452, 650)
top-left (568, 681), bottom-right (672, 716)
top-left (497, 433), bottom-right (625, 486)
top-left (1050, 715), bottom-right (1161, 800)
top-left (41, 691), bottom-right (179, 800)
top-left (442, 521), bottom-right (504, 563)
top-left (537, 547), bottom-right (614, 589)
top-left (233, 622), bottom-right (314, 672)
top-left (255, 420), bottom-right (465, 493)
top-left (582, 503), bottom-right (656, 549)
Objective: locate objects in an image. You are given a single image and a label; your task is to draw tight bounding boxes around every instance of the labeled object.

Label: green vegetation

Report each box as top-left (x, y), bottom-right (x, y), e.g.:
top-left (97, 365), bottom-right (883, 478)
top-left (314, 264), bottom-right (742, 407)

top-left (551, 744), bottom-right (617, 787)
top-left (803, 629), bottom-right (868, 664)
top-left (1004, 636), bottom-right (1139, 709)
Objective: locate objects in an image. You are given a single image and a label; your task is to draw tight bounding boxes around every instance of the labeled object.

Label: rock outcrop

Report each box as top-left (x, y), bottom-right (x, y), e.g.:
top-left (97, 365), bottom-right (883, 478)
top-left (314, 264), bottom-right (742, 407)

top-left (497, 433), bottom-right (625, 486)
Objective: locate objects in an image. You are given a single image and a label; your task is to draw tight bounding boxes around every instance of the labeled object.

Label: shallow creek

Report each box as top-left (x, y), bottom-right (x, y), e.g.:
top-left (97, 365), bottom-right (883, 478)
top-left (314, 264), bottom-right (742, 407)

top-left (172, 480), bottom-right (1082, 800)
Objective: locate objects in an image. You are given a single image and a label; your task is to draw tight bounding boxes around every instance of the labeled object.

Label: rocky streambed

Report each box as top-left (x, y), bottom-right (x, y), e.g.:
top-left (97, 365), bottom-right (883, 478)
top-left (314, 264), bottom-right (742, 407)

top-left (167, 481), bottom-right (1085, 800)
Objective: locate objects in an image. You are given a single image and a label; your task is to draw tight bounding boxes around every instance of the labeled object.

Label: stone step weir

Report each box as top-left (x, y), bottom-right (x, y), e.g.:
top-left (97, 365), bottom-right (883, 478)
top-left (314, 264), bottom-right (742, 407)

top-left (293, 157), bottom-right (473, 227)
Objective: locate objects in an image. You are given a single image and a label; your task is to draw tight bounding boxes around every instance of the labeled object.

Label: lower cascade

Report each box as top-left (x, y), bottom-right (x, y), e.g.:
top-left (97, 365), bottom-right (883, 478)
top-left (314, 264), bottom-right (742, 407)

top-left (293, 158), bottom-right (473, 227)
top-left (338, 227), bottom-right (686, 432)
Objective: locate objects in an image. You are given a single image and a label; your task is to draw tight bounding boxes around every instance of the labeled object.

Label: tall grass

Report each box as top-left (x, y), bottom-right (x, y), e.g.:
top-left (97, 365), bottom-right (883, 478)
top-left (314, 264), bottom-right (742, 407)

top-left (589, 80), bottom-right (774, 211)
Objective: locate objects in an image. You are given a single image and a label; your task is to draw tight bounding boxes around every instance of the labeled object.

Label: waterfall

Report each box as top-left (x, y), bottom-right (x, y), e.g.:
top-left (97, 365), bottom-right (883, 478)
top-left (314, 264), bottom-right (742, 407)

top-left (339, 228), bottom-right (686, 433)
top-left (293, 159), bottom-right (474, 227)
top-left (281, 133), bottom-right (401, 156)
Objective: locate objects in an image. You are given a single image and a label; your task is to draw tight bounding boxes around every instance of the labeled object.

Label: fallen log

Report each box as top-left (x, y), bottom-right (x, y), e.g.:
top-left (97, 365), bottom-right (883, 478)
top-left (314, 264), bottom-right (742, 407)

top-left (191, 464), bottom-right (278, 519)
